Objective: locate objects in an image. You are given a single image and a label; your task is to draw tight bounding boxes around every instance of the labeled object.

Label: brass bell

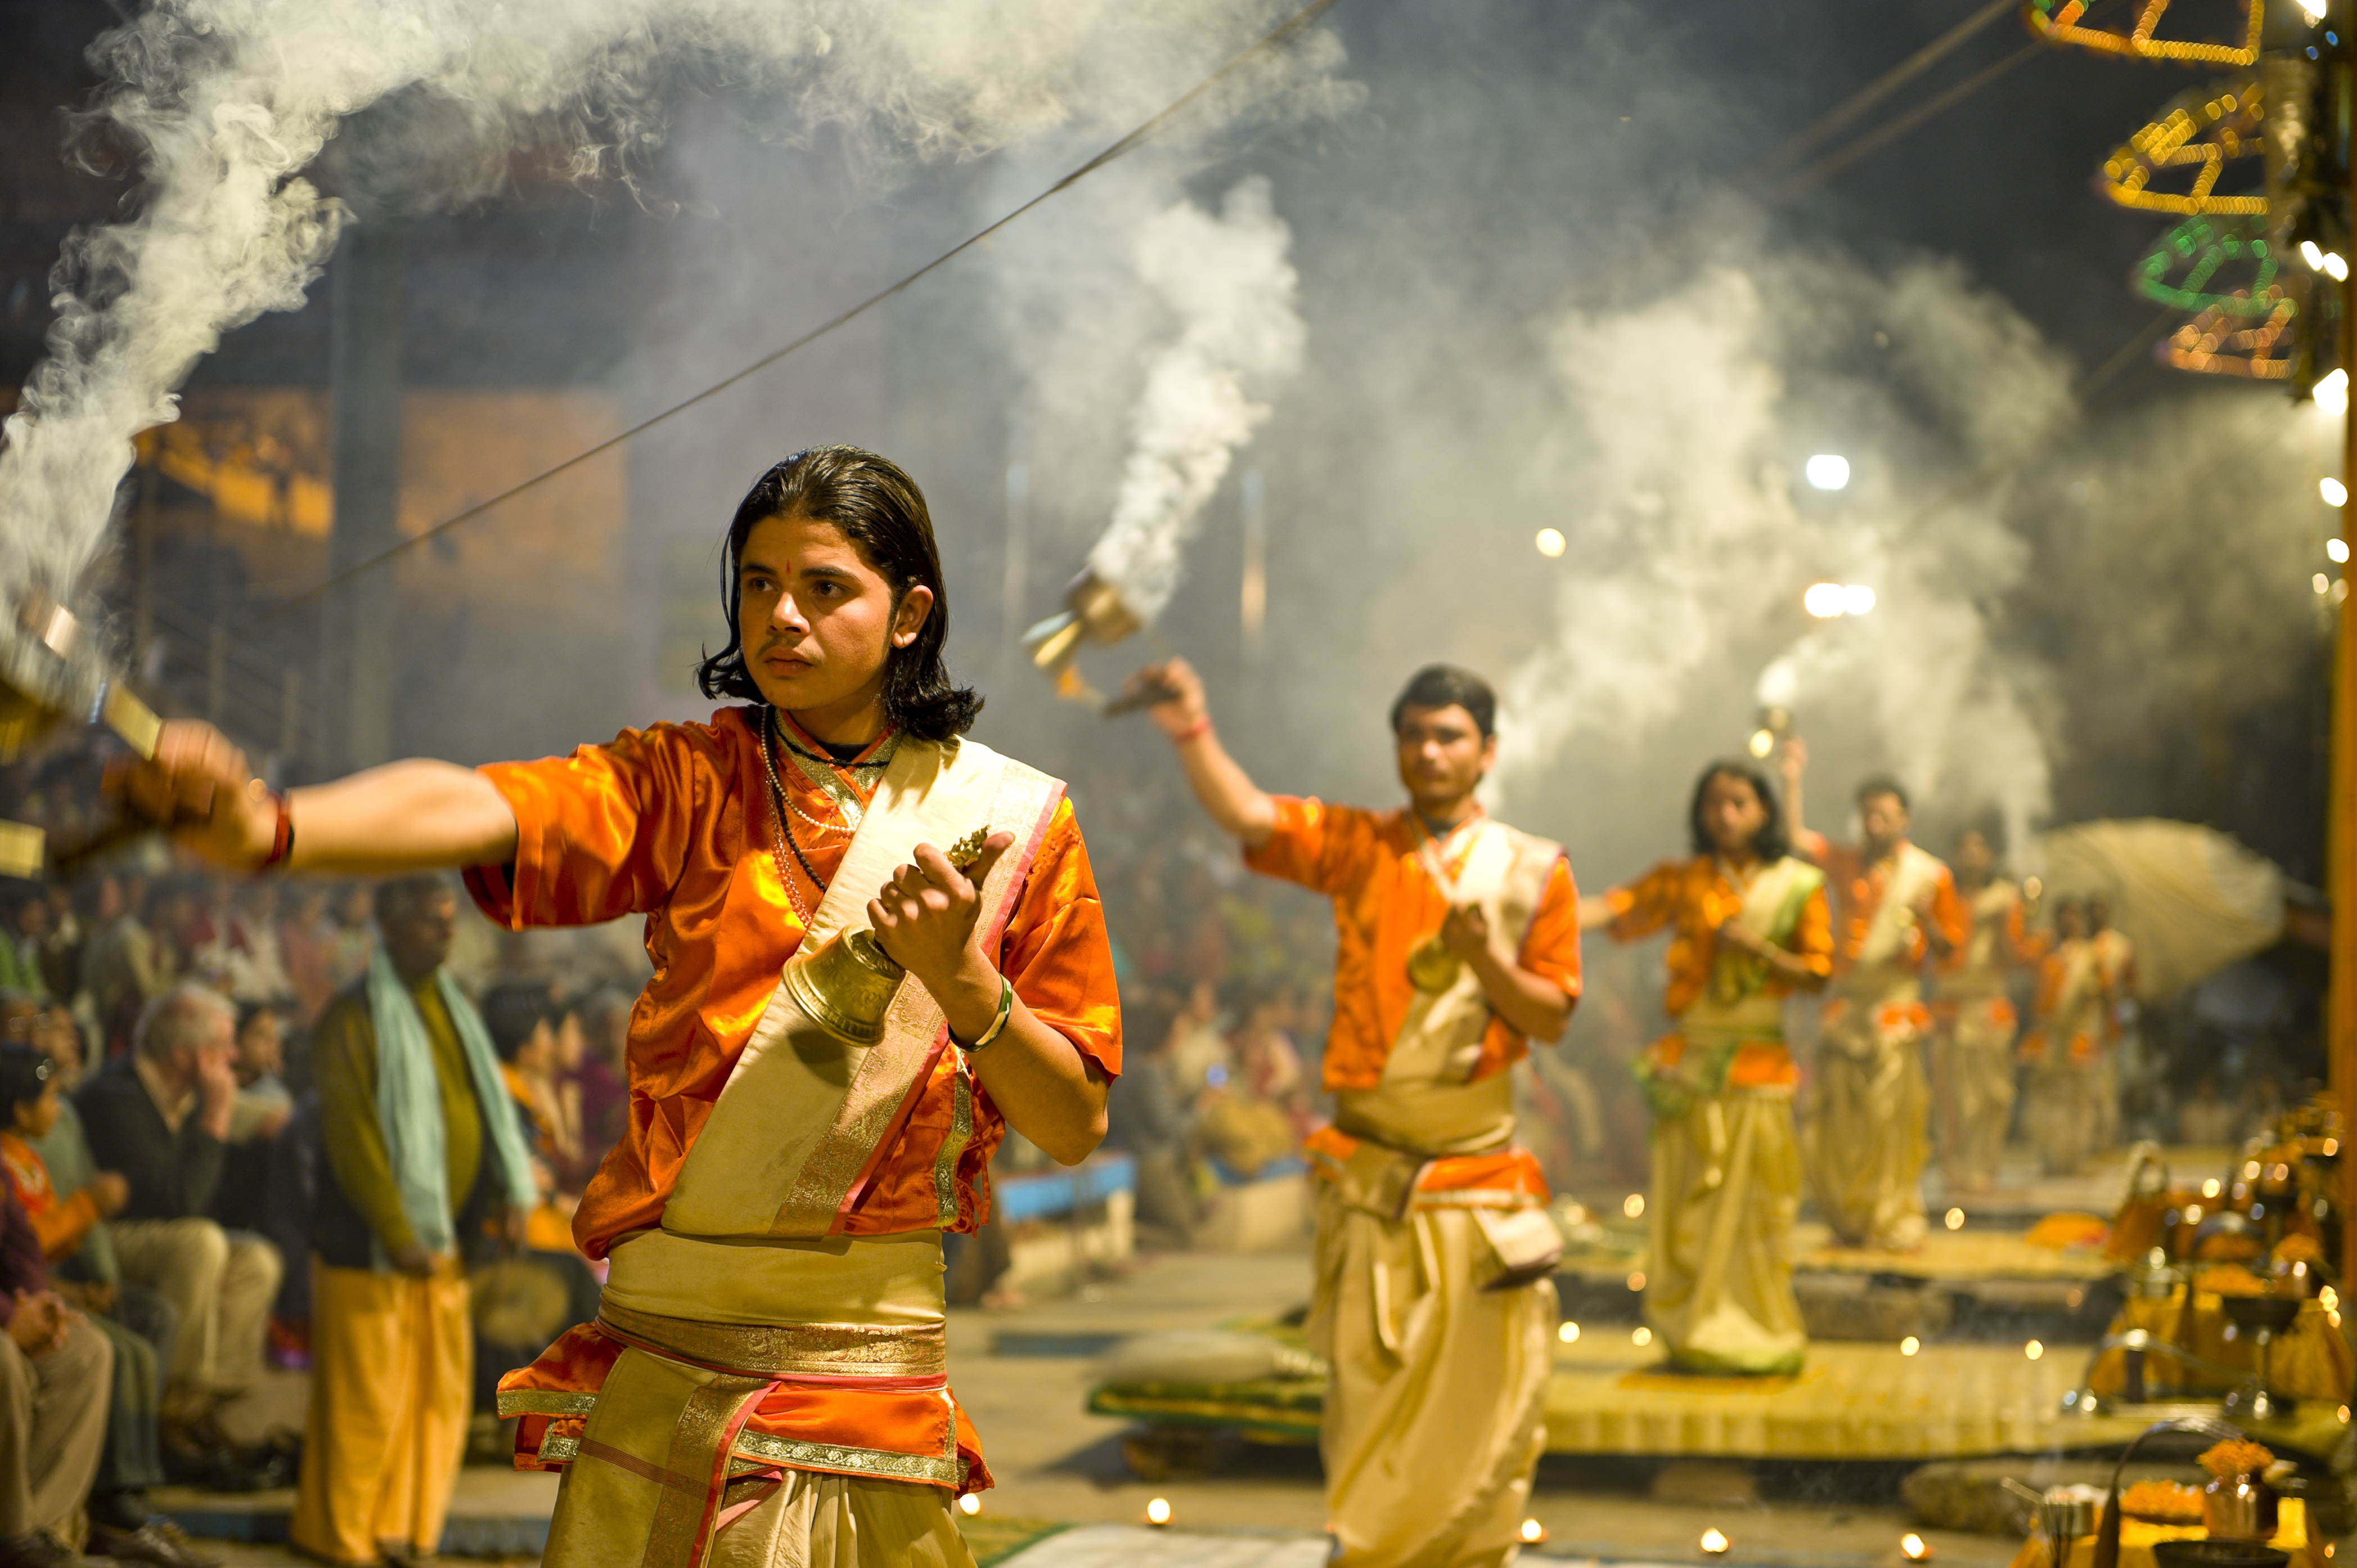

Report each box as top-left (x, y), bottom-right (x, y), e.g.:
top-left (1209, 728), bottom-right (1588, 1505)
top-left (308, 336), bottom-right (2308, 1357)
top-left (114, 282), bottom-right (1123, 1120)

top-left (782, 928), bottom-right (907, 1047)
top-left (779, 826), bottom-right (994, 1045)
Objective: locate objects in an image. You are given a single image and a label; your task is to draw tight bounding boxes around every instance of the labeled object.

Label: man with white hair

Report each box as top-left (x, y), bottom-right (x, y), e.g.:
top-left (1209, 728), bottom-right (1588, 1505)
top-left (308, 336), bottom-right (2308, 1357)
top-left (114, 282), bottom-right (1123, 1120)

top-left (76, 982), bottom-right (282, 1436)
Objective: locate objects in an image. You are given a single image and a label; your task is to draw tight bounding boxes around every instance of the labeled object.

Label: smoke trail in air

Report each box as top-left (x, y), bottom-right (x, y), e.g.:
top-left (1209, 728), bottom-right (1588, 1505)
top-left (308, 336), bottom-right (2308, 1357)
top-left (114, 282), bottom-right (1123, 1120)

top-left (1495, 251), bottom-right (2066, 850)
top-left (1084, 177), bottom-right (1306, 619)
top-left (0, 0), bottom-right (1344, 620)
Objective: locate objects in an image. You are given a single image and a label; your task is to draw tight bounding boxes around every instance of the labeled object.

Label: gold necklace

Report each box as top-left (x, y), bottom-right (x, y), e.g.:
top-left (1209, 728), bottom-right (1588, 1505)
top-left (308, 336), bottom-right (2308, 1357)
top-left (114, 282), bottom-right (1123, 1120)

top-left (757, 718), bottom-right (821, 927)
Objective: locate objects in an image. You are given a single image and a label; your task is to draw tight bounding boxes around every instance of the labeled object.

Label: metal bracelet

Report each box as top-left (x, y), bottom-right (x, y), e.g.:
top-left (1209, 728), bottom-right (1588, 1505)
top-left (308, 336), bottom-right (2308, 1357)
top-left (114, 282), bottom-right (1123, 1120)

top-left (958, 975), bottom-right (1015, 1052)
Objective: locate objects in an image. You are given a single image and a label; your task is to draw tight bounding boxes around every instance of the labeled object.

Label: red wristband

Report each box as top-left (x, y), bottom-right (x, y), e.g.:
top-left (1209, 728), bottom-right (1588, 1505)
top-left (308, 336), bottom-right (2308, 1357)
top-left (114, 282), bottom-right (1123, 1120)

top-left (1169, 716), bottom-right (1213, 745)
top-left (258, 791), bottom-right (294, 871)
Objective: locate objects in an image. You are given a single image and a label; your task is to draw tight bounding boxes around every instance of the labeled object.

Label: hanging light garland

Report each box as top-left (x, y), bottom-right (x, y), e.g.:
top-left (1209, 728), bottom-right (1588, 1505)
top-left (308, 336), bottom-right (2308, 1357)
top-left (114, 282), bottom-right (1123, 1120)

top-left (2132, 214), bottom-right (2284, 312)
top-left (2100, 80), bottom-right (2267, 214)
top-left (2162, 288), bottom-right (2299, 377)
top-left (2024, 0), bottom-right (2263, 66)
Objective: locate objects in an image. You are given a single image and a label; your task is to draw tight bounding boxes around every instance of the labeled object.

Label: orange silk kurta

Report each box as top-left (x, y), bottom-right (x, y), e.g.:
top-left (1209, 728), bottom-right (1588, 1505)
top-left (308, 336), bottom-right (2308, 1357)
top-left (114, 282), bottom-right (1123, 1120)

top-left (1245, 798), bottom-right (1580, 1090)
top-left (1797, 831), bottom-right (1967, 980)
top-left (474, 708), bottom-right (1119, 1493)
top-left (1603, 856), bottom-right (1833, 1018)
top-left (464, 706), bottom-right (1121, 1259)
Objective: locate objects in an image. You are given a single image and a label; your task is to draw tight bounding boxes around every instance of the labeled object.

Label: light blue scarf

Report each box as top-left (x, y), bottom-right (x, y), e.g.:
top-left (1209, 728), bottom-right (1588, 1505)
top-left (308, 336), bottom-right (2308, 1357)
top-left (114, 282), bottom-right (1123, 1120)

top-left (365, 948), bottom-right (538, 1265)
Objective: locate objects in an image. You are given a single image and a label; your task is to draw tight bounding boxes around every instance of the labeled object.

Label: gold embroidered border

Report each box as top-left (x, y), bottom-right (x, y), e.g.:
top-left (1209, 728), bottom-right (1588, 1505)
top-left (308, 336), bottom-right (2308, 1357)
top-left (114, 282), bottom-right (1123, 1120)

top-left (933, 1062), bottom-right (974, 1228)
top-left (1411, 1190), bottom-right (1542, 1211)
top-left (727, 1427), bottom-right (961, 1487)
top-left (598, 1302), bottom-right (946, 1379)
top-left (540, 1429), bottom-right (581, 1462)
top-left (497, 1389), bottom-right (598, 1419)
top-left (643, 1375), bottom-right (771, 1568)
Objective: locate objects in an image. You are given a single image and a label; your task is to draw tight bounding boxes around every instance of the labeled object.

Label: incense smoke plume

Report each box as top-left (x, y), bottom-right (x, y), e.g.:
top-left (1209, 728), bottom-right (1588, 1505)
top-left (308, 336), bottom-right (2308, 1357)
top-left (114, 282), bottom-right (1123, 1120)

top-left (1494, 253), bottom-right (2065, 853)
top-left (0, 0), bottom-right (1343, 626)
top-left (1083, 177), bottom-right (1306, 620)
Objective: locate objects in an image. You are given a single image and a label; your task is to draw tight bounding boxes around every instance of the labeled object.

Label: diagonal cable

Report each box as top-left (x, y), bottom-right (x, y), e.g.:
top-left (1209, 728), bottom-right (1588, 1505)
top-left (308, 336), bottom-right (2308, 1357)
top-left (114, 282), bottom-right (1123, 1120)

top-left (1749, 0), bottom-right (2017, 176)
top-left (260, 0), bottom-right (1350, 619)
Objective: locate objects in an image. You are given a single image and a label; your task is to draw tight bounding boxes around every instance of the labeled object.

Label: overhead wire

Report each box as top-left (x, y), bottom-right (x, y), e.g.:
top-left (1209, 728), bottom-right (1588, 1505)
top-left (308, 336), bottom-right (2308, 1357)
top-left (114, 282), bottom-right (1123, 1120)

top-left (1748, 0), bottom-right (2018, 176)
top-left (257, 0), bottom-right (1350, 620)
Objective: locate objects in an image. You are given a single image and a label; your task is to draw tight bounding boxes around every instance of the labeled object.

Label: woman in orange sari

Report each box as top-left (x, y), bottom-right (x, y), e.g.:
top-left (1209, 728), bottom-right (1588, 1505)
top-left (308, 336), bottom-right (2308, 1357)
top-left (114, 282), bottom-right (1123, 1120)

top-left (1582, 759), bottom-right (1831, 1376)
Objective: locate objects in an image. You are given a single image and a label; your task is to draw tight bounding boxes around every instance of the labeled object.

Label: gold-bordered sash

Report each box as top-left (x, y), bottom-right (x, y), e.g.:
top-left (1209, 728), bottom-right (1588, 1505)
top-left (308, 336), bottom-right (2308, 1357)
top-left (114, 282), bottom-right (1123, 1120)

top-left (662, 737), bottom-right (1064, 1238)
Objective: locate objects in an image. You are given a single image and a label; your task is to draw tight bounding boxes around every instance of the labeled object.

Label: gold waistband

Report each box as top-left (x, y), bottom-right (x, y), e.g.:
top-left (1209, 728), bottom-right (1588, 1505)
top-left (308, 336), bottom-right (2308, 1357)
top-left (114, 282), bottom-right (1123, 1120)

top-left (599, 1227), bottom-right (947, 1379)
top-left (1334, 1073), bottom-right (1514, 1158)
top-left (595, 1300), bottom-right (945, 1380)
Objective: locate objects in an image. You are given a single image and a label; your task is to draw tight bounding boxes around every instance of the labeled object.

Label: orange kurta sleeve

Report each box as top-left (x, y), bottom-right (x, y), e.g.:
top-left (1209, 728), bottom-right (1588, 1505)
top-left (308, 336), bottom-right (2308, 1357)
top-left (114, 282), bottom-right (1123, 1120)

top-left (993, 801), bottom-right (1121, 1078)
top-left (1243, 796), bottom-right (1383, 896)
top-left (1791, 884), bottom-right (1835, 981)
top-left (1605, 861), bottom-right (1687, 943)
top-left (1926, 868), bottom-right (1970, 957)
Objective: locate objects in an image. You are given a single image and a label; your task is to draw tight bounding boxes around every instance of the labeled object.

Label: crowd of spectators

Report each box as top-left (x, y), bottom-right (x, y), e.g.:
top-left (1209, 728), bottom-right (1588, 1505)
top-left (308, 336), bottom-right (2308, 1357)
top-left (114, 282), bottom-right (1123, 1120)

top-left (0, 850), bottom-right (646, 1567)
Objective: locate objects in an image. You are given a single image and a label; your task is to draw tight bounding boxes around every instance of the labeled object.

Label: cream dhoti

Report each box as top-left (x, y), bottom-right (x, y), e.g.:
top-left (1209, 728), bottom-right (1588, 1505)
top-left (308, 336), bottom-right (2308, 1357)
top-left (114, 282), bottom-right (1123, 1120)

top-left (1310, 1072), bottom-right (1559, 1568)
top-left (509, 1232), bottom-right (974, 1568)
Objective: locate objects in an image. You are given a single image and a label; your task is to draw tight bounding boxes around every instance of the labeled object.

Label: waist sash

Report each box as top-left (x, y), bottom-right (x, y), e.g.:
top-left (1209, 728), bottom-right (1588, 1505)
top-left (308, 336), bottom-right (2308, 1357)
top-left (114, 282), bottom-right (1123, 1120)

top-left (663, 736), bottom-right (1064, 1239)
top-left (532, 1231), bottom-right (958, 1568)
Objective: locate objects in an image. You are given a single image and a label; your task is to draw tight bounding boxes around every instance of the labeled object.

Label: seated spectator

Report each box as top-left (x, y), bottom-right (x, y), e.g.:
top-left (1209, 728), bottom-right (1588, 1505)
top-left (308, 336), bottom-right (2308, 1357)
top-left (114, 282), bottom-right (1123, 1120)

top-left (0, 891), bottom-right (46, 1004)
top-left (1105, 990), bottom-right (1198, 1252)
top-left (211, 1000), bottom-right (295, 1236)
top-left (76, 984), bottom-right (282, 1439)
top-left (83, 874), bottom-right (168, 1059)
top-left (0, 1047), bottom-right (205, 1566)
top-left (0, 1044), bottom-right (111, 1568)
top-left (568, 984), bottom-right (630, 1164)
top-left (1225, 978), bottom-right (1312, 1138)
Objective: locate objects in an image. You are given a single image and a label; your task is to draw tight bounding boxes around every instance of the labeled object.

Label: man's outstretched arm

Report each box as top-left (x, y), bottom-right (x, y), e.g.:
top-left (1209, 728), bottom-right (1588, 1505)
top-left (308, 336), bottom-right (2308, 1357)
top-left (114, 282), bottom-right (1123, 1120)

top-left (1129, 658), bottom-right (1277, 848)
top-left (109, 720), bottom-right (519, 874)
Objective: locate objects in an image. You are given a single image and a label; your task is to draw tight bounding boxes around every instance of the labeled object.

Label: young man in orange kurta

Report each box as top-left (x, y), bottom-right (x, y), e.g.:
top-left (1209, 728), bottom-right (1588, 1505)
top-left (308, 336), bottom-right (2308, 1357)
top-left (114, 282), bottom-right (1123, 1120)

top-left (1134, 658), bottom-right (1577, 1568)
top-left (114, 446), bottom-right (1120, 1568)
top-left (1782, 744), bottom-right (1966, 1252)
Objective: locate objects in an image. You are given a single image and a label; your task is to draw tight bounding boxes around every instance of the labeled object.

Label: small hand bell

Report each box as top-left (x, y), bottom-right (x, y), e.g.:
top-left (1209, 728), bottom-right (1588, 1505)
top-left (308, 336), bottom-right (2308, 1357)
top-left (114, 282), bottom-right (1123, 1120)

top-left (780, 826), bottom-right (994, 1045)
top-left (1405, 934), bottom-right (1460, 994)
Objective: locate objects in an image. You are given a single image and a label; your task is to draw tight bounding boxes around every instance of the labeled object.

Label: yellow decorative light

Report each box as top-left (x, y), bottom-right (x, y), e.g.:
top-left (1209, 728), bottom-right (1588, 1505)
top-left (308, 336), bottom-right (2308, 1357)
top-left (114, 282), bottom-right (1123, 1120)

top-left (1559, 1322), bottom-right (1582, 1344)
top-left (1900, 1335), bottom-right (1922, 1356)
top-left (2164, 289), bottom-right (2296, 379)
top-left (1701, 1528), bottom-right (1732, 1555)
top-left (2024, 0), bottom-right (2262, 66)
top-left (2098, 80), bottom-right (2266, 215)
top-left (958, 1493), bottom-right (982, 1517)
top-left (1903, 1533), bottom-right (1934, 1561)
top-left (1146, 1497), bottom-right (1173, 1526)
top-left (1521, 1520), bottom-right (1548, 1544)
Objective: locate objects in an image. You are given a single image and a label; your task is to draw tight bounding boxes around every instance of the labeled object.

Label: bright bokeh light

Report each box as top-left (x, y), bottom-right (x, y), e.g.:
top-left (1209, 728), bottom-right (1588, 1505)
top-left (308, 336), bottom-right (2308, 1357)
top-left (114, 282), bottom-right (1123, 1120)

top-left (2329, 253), bottom-right (2350, 282)
top-left (1623, 1193), bottom-right (1644, 1219)
top-left (1944, 1207), bottom-right (1965, 1231)
top-left (2319, 369), bottom-right (2350, 416)
top-left (1840, 584), bottom-right (1876, 616)
top-left (1748, 729), bottom-right (1775, 759)
top-left (2202, 1177), bottom-right (2222, 1198)
top-left (1632, 1326), bottom-right (1653, 1347)
top-left (1899, 1336), bottom-right (1921, 1356)
top-left (2324, 478), bottom-right (2349, 507)
top-left (1701, 1528), bottom-right (1732, 1555)
top-left (2317, 574), bottom-right (2332, 596)
top-left (1558, 1321), bottom-right (1581, 1344)
top-left (1627, 1272), bottom-right (1647, 1293)
top-left (2299, 0), bottom-right (2328, 22)
top-left (1146, 1497), bottom-right (1172, 1526)
top-left (1903, 1533), bottom-right (1933, 1562)
top-left (958, 1493), bottom-right (982, 1516)
top-left (1535, 527), bottom-right (1567, 558)
top-left (2025, 1340), bottom-right (2045, 1361)
top-left (1521, 1520), bottom-right (1548, 1544)
top-left (2333, 540), bottom-right (2351, 564)
top-left (1804, 454), bottom-right (1851, 491)
top-left (1804, 582), bottom-right (1847, 618)
top-left (2305, 239), bottom-right (2328, 269)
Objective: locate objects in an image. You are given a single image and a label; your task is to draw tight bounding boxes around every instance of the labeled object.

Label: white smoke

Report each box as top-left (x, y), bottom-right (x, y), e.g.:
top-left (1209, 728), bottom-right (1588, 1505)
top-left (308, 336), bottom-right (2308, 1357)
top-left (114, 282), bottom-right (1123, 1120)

top-left (1084, 176), bottom-right (1306, 619)
top-left (0, 0), bottom-right (1341, 616)
top-left (1496, 256), bottom-right (2064, 850)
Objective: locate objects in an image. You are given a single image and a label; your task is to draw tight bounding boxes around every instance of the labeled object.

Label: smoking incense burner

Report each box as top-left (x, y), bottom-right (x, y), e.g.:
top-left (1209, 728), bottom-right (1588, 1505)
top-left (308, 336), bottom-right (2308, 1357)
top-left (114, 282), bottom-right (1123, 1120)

top-left (0, 588), bottom-right (165, 878)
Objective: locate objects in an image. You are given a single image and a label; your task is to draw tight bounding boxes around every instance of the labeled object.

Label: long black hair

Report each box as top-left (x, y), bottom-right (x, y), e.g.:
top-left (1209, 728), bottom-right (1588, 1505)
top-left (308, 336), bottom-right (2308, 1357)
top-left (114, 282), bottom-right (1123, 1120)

top-left (695, 446), bottom-right (983, 742)
top-left (1686, 758), bottom-right (1793, 862)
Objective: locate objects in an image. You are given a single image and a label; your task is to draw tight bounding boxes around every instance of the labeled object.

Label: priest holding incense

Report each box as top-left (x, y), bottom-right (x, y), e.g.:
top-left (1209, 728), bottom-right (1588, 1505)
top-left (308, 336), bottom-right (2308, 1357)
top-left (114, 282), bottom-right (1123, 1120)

top-left (109, 446), bottom-right (1119, 1568)
top-left (1135, 659), bottom-right (1577, 1568)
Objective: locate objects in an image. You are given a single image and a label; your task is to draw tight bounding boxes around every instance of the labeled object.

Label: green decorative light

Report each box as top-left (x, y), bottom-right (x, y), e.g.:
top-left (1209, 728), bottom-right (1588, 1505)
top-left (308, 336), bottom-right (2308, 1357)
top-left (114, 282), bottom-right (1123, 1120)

top-left (2132, 214), bottom-right (2286, 315)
